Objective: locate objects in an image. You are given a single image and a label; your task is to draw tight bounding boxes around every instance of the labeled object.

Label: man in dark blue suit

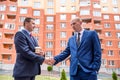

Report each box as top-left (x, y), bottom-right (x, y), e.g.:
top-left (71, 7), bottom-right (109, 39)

top-left (49, 17), bottom-right (102, 80)
top-left (13, 17), bottom-right (48, 80)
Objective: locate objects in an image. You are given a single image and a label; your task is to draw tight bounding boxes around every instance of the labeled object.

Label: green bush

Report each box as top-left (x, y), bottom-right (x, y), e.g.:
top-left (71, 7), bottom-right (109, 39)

top-left (60, 69), bottom-right (67, 80)
top-left (47, 65), bottom-right (53, 72)
top-left (112, 71), bottom-right (118, 80)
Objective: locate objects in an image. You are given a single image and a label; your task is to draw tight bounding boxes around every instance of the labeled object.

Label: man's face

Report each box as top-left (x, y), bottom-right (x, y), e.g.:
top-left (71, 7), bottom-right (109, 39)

top-left (25, 20), bottom-right (35, 32)
top-left (70, 19), bottom-right (82, 32)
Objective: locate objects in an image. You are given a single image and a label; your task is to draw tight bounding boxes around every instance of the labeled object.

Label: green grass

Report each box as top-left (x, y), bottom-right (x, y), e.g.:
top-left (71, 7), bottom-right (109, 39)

top-left (0, 75), bottom-right (120, 80)
top-left (0, 75), bottom-right (62, 80)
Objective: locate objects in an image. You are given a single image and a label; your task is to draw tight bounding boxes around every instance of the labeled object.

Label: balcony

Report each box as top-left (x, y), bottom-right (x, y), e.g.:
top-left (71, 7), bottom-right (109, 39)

top-left (101, 44), bottom-right (105, 49)
top-left (94, 24), bottom-right (102, 30)
top-left (98, 34), bottom-right (104, 39)
top-left (1, 49), bottom-right (13, 54)
top-left (0, 22), bottom-right (3, 28)
top-left (82, 23), bottom-right (92, 29)
top-left (9, 0), bottom-right (17, 2)
top-left (7, 14), bottom-right (16, 19)
top-left (0, 0), bottom-right (6, 2)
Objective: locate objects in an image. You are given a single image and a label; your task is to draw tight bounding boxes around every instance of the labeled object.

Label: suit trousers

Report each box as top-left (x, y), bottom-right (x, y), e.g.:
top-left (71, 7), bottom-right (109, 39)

top-left (14, 76), bottom-right (35, 80)
top-left (70, 66), bottom-right (97, 80)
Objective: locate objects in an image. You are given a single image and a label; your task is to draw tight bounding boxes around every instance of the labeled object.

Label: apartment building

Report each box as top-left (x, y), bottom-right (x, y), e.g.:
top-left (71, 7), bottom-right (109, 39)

top-left (0, 0), bottom-right (120, 74)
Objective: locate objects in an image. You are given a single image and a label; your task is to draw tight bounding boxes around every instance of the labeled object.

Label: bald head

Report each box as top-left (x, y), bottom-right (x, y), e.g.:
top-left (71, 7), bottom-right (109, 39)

top-left (70, 17), bottom-right (82, 32)
top-left (71, 17), bottom-right (82, 23)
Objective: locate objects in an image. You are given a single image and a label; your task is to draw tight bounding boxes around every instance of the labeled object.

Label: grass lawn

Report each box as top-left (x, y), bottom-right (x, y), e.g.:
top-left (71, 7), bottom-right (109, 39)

top-left (0, 75), bottom-right (63, 80)
top-left (0, 75), bottom-right (120, 80)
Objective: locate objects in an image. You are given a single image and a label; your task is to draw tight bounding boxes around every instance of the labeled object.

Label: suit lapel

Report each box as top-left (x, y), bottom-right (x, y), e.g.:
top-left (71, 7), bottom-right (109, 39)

top-left (73, 35), bottom-right (78, 48)
top-left (21, 30), bottom-right (36, 49)
top-left (78, 30), bottom-right (87, 48)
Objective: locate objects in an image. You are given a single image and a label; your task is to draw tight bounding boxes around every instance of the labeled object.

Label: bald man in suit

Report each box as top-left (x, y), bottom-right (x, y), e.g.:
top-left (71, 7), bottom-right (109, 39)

top-left (49, 17), bottom-right (102, 80)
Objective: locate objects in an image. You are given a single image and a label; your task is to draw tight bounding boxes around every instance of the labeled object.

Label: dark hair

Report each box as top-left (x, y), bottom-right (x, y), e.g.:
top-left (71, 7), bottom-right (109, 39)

top-left (23, 17), bottom-right (35, 26)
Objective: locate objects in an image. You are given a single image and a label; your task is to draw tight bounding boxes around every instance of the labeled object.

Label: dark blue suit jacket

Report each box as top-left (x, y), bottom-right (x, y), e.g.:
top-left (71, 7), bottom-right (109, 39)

top-left (13, 29), bottom-right (44, 77)
top-left (54, 30), bottom-right (101, 76)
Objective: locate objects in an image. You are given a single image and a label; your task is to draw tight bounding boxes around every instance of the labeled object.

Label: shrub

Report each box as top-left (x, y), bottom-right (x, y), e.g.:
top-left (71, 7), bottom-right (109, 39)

top-left (112, 71), bottom-right (118, 80)
top-left (60, 69), bottom-right (67, 80)
top-left (47, 65), bottom-right (53, 72)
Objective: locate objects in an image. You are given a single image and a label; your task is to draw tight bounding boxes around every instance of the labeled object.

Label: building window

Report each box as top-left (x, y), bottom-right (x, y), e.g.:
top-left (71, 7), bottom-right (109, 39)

top-left (61, 61), bottom-right (66, 66)
top-left (18, 25), bottom-right (24, 30)
top-left (105, 32), bottom-right (111, 37)
top-left (79, 1), bottom-right (90, 6)
top-left (60, 6), bottom-right (66, 12)
top-left (93, 11), bottom-right (101, 17)
top-left (46, 16), bottom-right (54, 22)
top-left (60, 14), bottom-right (66, 20)
top-left (119, 51), bottom-right (120, 55)
top-left (103, 15), bottom-right (109, 19)
top-left (19, 16), bottom-right (26, 22)
top-left (106, 41), bottom-right (112, 46)
top-left (9, 5), bottom-right (17, 11)
top-left (60, 0), bottom-right (66, 4)
top-left (101, 0), bottom-right (107, 3)
top-left (0, 14), bottom-right (4, 20)
top-left (102, 6), bottom-right (108, 11)
top-left (33, 2), bottom-right (40, 8)
top-left (0, 5), bottom-right (6, 11)
top-left (35, 18), bottom-right (40, 24)
top-left (20, 8), bottom-right (27, 14)
top-left (115, 24), bottom-right (120, 30)
top-left (108, 50), bottom-right (114, 56)
top-left (33, 27), bottom-right (39, 33)
top-left (113, 7), bottom-right (118, 13)
top-left (33, 10), bottom-right (40, 16)
top-left (114, 15), bottom-right (120, 21)
top-left (21, 0), bottom-right (28, 5)
top-left (0, 32), bottom-right (2, 39)
top-left (46, 33), bottom-right (53, 39)
top-left (45, 51), bottom-right (53, 57)
top-left (108, 60), bottom-right (115, 66)
top-left (2, 55), bottom-right (11, 60)
top-left (47, 8), bottom-right (54, 14)
top-left (34, 36), bottom-right (39, 41)
top-left (47, 0), bottom-right (54, 6)
top-left (102, 59), bottom-right (106, 65)
top-left (60, 40), bottom-right (67, 47)
top-left (5, 23), bottom-right (15, 30)
top-left (112, 0), bottom-right (117, 4)
top-left (116, 32), bottom-right (120, 39)
top-left (71, 14), bottom-right (76, 19)
top-left (93, 2), bottom-right (100, 8)
top-left (80, 10), bottom-right (90, 15)
top-left (118, 41), bottom-right (120, 48)
top-left (46, 24), bottom-right (54, 30)
top-left (60, 23), bottom-right (66, 28)
top-left (71, 0), bottom-right (75, 2)
top-left (60, 31), bottom-right (66, 38)
top-left (46, 41), bottom-right (53, 48)
top-left (71, 6), bottom-right (76, 11)
top-left (104, 23), bottom-right (110, 28)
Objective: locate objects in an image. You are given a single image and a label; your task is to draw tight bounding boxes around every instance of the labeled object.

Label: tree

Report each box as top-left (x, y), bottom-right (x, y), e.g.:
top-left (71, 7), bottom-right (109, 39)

top-left (60, 69), bottom-right (67, 80)
top-left (112, 71), bottom-right (118, 80)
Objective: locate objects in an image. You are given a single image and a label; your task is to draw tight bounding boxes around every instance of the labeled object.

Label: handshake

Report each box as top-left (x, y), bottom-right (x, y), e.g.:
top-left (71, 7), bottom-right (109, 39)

top-left (44, 58), bottom-right (56, 65)
top-left (35, 47), bottom-right (56, 65)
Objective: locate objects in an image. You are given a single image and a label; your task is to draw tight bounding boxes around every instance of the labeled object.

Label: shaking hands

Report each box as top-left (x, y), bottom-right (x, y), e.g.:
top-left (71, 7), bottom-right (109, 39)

top-left (44, 58), bottom-right (55, 65)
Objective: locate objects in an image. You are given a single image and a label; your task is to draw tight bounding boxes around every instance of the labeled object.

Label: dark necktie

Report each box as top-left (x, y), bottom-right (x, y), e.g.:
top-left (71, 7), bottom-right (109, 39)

top-left (77, 33), bottom-right (80, 46)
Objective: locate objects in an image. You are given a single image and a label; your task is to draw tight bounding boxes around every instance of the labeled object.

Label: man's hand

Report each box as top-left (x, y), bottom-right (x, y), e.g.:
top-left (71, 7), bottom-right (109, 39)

top-left (36, 51), bottom-right (45, 57)
top-left (44, 58), bottom-right (56, 65)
